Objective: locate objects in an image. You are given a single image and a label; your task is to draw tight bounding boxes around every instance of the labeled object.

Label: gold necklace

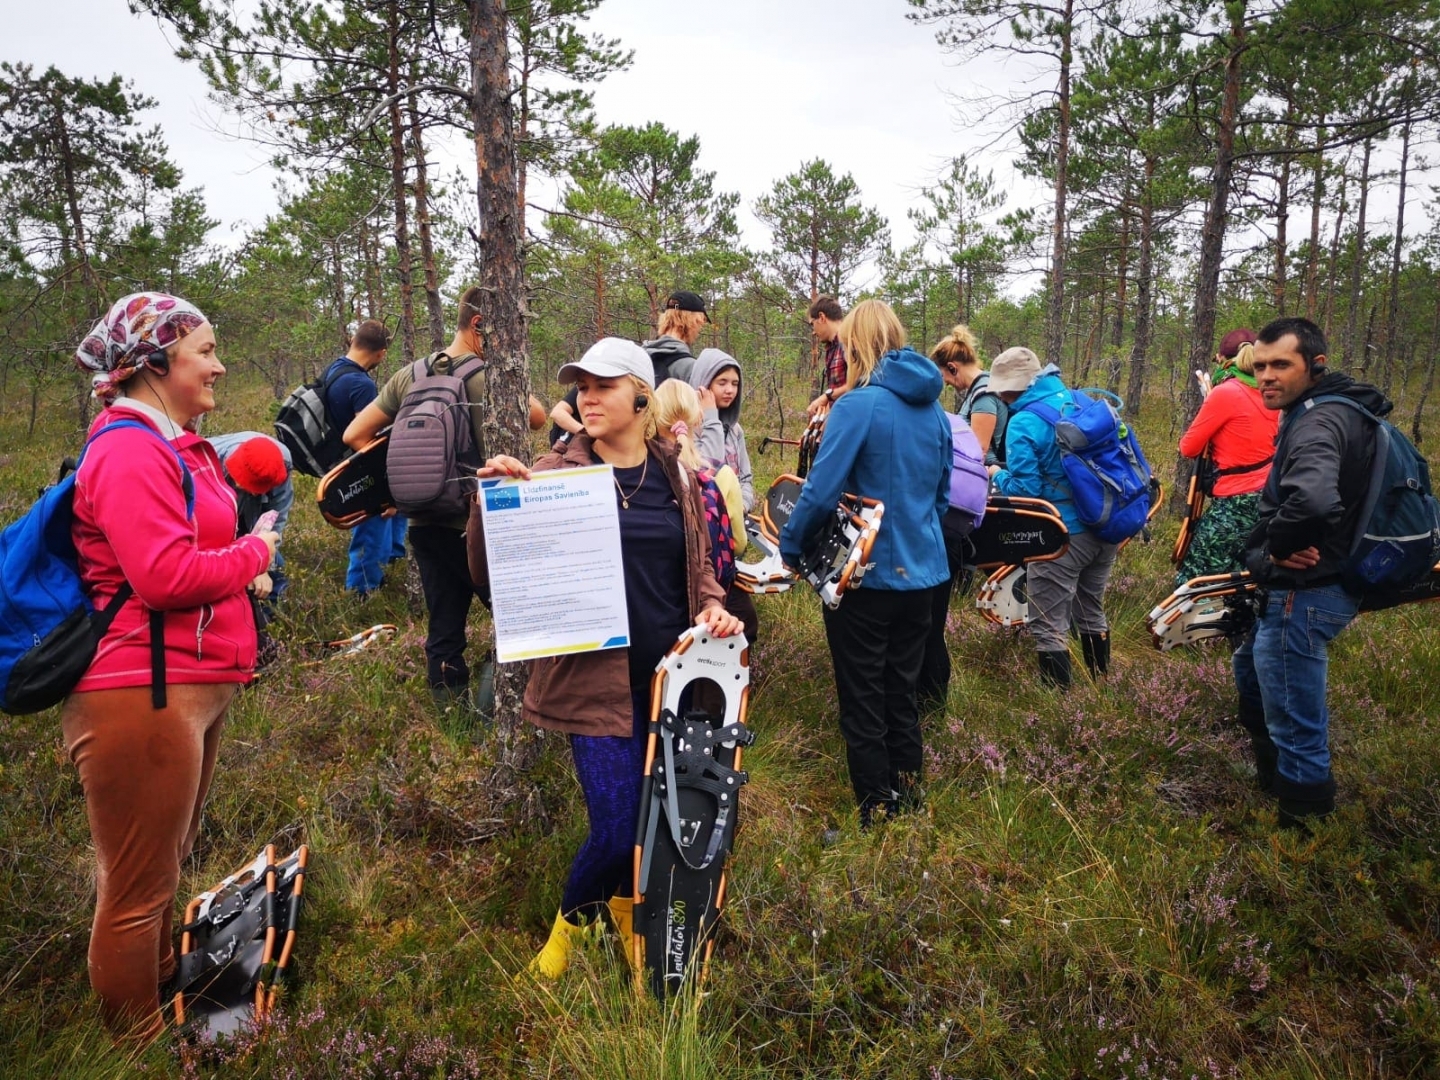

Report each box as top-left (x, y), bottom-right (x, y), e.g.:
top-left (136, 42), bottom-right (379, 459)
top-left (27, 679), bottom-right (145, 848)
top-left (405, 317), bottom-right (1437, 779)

top-left (613, 454), bottom-right (649, 509)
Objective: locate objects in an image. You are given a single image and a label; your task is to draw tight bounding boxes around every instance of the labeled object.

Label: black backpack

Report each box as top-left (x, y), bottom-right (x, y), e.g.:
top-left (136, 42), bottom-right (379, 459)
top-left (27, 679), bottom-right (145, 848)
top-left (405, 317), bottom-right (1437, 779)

top-left (387, 352), bottom-right (486, 518)
top-left (274, 363), bottom-right (349, 478)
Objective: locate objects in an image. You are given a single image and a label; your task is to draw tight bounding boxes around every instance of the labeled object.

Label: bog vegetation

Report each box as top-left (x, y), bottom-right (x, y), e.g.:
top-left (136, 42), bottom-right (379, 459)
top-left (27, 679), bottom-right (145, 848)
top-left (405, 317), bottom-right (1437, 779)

top-left (4, 0), bottom-right (1440, 1076)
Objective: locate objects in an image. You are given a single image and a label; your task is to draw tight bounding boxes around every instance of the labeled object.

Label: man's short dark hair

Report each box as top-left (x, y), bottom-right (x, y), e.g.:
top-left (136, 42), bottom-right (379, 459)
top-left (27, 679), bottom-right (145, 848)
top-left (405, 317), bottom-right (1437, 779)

top-left (1258, 316), bottom-right (1328, 370)
top-left (808, 296), bottom-right (844, 322)
top-left (352, 319), bottom-right (390, 354)
top-left (458, 286), bottom-right (485, 334)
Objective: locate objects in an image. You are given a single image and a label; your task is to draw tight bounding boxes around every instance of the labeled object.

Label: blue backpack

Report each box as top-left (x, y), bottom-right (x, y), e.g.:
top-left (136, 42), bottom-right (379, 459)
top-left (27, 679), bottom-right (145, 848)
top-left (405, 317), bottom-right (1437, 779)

top-left (1019, 387), bottom-right (1152, 544)
top-left (0, 419), bottom-right (193, 716)
top-left (1280, 395), bottom-right (1440, 593)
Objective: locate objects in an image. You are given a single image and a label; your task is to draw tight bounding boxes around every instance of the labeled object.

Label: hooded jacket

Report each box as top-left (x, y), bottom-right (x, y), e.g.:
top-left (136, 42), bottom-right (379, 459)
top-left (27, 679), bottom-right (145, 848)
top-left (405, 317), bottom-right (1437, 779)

top-left (71, 405), bottom-right (272, 692)
top-left (780, 346), bottom-right (951, 591)
top-left (689, 348), bottom-right (755, 511)
top-left (1244, 371), bottom-right (1387, 588)
top-left (991, 366), bottom-right (1089, 534)
top-left (642, 335), bottom-right (695, 386)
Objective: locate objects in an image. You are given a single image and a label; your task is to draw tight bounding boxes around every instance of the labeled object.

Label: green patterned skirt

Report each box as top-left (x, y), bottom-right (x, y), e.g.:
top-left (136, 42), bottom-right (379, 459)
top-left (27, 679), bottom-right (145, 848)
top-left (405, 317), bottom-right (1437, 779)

top-left (1175, 492), bottom-right (1261, 586)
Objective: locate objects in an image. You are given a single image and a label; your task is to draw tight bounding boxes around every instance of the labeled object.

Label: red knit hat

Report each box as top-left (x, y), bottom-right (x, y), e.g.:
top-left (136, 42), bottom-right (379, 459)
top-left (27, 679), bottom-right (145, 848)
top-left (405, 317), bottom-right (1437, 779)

top-left (227, 437), bottom-right (288, 495)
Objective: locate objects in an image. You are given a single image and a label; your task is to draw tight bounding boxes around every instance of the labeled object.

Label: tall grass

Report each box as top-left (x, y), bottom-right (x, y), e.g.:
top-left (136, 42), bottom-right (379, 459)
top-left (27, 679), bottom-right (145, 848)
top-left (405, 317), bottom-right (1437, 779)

top-left (1, 377), bottom-right (1438, 1077)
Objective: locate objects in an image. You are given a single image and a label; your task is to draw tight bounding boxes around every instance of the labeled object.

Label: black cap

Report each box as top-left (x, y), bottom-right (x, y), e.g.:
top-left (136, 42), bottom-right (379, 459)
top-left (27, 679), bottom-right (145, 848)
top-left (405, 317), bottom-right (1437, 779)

top-left (665, 290), bottom-right (708, 316)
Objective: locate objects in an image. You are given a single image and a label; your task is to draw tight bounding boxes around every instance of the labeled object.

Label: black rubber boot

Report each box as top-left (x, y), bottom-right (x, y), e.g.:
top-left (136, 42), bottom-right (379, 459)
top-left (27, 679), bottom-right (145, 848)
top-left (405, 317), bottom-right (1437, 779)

top-left (1235, 701), bottom-right (1278, 795)
top-left (1275, 775), bottom-right (1336, 831)
top-left (1080, 632), bottom-right (1110, 677)
top-left (1037, 650), bottom-right (1072, 690)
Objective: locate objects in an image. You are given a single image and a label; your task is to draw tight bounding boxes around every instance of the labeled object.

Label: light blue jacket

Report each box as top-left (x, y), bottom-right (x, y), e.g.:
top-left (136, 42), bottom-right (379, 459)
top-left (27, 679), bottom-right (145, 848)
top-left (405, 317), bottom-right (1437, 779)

top-left (990, 366), bottom-right (1086, 534)
top-left (780, 347), bottom-right (951, 591)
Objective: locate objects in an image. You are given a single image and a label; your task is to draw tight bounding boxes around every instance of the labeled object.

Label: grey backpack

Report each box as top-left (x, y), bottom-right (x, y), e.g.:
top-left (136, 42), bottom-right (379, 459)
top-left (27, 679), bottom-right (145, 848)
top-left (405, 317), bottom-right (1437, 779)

top-left (387, 351), bottom-right (486, 518)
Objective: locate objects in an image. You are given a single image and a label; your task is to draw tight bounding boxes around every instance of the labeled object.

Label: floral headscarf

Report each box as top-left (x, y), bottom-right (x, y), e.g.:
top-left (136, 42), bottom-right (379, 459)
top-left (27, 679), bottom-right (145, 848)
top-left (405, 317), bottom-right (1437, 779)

top-left (74, 292), bottom-right (208, 402)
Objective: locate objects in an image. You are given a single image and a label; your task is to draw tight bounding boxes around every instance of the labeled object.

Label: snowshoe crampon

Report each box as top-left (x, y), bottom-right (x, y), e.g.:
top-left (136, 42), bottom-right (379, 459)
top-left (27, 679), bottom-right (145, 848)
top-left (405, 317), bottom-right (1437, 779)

top-left (316, 433), bottom-right (393, 528)
top-left (633, 624), bottom-right (752, 1002)
top-left (171, 844), bottom-right (309, 1039)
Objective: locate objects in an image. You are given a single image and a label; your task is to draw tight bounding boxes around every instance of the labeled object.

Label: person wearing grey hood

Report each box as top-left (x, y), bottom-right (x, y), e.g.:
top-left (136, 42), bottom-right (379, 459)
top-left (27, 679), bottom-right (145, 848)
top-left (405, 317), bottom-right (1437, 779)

top-left (689, 347), bottom-right (755, 512)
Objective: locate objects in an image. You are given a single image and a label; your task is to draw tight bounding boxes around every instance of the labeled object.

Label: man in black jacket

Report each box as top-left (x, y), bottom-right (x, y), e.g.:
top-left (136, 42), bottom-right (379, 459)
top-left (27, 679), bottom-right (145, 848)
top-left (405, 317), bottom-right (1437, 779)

top-left (1233, 317), bottom-right (1383, 828)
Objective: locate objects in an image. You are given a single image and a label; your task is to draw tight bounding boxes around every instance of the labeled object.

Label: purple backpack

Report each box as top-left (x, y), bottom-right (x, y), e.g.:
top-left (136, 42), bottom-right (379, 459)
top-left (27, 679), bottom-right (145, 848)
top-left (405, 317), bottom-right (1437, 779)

top-left (946, 412), bottom-right (988, 531)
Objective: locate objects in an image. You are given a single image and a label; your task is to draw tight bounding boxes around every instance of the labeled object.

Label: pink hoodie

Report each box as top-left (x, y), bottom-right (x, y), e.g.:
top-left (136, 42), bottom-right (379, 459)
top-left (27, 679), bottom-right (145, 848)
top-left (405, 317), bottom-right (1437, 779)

top-left (71, 407), bottom-right (272, 692)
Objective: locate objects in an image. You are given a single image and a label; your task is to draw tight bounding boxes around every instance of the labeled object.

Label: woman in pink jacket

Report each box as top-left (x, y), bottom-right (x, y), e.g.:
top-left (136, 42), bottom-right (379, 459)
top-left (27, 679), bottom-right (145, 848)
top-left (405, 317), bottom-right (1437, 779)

top-left (68, 293), bottom-right (278, 1045)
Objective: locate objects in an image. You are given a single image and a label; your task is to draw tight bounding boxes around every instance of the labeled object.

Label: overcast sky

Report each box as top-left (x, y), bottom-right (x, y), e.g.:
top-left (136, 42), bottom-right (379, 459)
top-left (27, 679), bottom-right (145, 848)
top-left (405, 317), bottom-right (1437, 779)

top-left (8, 0), bottom-right (1045, 277)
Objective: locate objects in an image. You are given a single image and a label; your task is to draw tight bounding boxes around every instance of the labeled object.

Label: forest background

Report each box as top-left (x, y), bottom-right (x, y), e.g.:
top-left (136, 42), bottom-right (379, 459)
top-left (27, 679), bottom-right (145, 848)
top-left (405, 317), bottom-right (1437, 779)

top-left (4, 1), bottom-right (1440, 1077)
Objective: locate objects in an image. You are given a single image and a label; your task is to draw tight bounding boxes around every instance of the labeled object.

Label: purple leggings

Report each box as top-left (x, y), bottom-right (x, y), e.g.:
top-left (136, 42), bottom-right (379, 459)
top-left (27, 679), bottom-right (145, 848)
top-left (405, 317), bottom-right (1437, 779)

top-left (560, 690), bottom-right (647, 918)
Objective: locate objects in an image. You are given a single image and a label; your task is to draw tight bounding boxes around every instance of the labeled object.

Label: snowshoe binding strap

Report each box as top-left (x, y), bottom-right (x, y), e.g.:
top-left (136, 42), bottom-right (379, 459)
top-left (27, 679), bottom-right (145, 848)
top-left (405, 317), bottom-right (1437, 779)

top-left (798, 495), bottom-right (884, 609)
top-left (647, 707), bottom-right (753, 876)
top-left (796, 412), bottom-right (825, 479)
top-left (734, 525), bottom-right (795, 595)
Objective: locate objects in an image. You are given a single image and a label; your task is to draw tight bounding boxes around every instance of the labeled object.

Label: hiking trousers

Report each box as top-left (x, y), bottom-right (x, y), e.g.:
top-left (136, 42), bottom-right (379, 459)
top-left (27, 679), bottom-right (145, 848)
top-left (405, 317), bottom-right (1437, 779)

top-left (410, 523), bottom-right (490, 690)
top-left (61, 683), bottom-right (235, 1045)
top-left (1025, 529), bottom-right (1118, 654)
top-left (822, 585), bottom-right (934, 816)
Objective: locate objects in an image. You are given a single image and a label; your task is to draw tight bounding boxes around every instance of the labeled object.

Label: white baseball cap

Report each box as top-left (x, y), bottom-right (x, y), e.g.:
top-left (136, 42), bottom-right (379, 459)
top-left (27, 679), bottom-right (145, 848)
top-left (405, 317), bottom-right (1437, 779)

top-left (556, 337), bottom-right (655, 389)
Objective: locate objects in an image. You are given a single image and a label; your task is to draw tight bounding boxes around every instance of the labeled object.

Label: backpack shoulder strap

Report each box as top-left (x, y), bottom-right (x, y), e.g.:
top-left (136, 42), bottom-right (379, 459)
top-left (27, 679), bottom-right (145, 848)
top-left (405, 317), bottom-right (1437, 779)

top-left (83, 419), bottom-right (195, 519)
top-left (1301, 393), bottom-right (1382, 425)
top-left (450, 353), bottom-right (485, 382)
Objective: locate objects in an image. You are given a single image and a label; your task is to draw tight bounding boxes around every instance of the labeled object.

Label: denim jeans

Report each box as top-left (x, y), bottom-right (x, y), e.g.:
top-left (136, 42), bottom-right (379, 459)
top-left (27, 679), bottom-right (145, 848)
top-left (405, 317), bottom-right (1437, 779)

top-left (1232, 584), bottom-right (1359, 786)
top-left (346, 515), bottom-right (408, 593)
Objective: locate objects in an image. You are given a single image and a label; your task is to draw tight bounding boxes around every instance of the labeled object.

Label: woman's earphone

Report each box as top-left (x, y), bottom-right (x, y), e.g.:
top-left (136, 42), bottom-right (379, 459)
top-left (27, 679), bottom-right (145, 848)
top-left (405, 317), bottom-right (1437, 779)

top-left (142, 346), bottom-right (170, 376)
top-left (634, 394), bottom-right (649, 412)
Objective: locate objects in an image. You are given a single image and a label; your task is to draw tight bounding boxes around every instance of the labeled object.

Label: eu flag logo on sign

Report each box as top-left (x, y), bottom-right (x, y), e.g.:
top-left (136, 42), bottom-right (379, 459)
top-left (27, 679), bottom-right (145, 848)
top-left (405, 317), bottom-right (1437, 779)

top-left (485, 487), bottom-right (521, 512)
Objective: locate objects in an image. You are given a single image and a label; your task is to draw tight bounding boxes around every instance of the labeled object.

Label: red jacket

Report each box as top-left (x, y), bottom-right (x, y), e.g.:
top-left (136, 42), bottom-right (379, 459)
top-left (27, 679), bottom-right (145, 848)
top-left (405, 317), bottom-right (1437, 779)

top-left (1178, 378), bottom-right (1279, 497)
top-left (71, 407), bottom-right (272, 692)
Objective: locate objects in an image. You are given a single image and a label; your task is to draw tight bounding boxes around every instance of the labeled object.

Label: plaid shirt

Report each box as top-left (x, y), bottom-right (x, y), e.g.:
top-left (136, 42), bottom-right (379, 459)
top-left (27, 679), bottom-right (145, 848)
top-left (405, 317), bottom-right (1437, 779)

top-left (822, 338), bottom-right (847, 390)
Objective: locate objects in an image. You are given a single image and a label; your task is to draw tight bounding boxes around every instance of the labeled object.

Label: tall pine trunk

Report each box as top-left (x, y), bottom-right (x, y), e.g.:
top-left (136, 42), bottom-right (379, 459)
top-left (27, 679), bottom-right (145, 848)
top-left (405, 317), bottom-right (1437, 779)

top-left (470, 0), bottom-right (535, 762)
top-left (408, 85), bottom-right (446, 352)
top-left (1344, 137), bottom-right (1372, 371)
top-left (387, 0), bottom-right (417, 361)
top-left (1043, 0), bottom-right (1073, 366)
top-left (1303, 119), bottom-right (1325, 318)
top-left (1382, 107), bottom-right (1411, 395)
top-left (1124, 154), bottom-right (1156, 418)
top-left (1176, 5), bottom-right (1244, 511)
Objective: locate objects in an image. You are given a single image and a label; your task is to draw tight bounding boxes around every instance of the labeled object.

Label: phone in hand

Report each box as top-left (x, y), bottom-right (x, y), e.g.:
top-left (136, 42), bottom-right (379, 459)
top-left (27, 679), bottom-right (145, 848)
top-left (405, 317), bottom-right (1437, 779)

top-left (251, 510), bottom-right (279, 535)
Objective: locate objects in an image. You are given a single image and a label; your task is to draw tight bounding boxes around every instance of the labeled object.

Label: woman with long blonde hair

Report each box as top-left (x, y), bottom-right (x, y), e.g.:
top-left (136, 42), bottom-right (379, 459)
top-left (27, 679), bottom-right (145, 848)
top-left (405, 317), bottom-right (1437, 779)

top-left (779, 300), bottom-right (951, 827)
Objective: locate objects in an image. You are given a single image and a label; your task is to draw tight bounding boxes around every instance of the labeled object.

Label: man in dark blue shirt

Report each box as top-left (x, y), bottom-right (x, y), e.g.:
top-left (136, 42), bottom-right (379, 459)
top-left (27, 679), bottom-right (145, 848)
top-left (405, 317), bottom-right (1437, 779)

top-left (324, 320), bottom-right (407, 598)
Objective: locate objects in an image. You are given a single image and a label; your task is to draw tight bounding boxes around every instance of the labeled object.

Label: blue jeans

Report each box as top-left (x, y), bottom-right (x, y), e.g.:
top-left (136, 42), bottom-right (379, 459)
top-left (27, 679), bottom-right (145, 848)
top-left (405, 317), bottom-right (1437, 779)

top-left (1232, 584), bottom-right (1359, 786)
top-left (346, 515), bottom-right (408, 593)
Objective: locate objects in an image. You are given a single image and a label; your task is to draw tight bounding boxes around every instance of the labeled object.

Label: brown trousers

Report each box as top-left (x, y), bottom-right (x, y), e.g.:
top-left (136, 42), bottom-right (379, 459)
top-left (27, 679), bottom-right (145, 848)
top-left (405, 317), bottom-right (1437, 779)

top-left (62, 683), bottom-right (236, 1044)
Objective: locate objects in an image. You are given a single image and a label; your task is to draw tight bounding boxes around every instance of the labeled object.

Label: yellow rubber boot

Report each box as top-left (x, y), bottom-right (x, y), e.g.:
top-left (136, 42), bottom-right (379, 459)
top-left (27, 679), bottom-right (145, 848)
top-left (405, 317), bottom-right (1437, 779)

top-left (607, 894), bottom-right (635, 968)
top-left (528, 910), bottom-right (586, 979)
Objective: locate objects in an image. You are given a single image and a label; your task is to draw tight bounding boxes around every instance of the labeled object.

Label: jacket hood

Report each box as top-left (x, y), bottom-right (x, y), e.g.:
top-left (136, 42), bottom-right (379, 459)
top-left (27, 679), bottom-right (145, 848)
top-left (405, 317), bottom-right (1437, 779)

top-left (867, 346), bottom-right (943, 406)
top-left (690, 348), bottom-right (743, 427)
top-left (1009, 366), bottom-right (1068, 411)
top-left (1290, 371), bottom-right (1392, 418)
top-left (641, 335), bottom-right (694, 361)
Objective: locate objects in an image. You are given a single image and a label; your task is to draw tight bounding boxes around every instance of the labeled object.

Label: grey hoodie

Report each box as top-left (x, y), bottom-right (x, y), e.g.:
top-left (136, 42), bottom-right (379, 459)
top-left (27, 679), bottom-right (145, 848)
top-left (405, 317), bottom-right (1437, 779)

top-left (689, 348), bottom-right (754, 511)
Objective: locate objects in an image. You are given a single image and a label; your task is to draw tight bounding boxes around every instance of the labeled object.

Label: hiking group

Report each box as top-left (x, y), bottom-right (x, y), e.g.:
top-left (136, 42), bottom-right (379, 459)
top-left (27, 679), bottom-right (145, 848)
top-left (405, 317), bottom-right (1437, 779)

top-left (7, 280), bottom-right (1431, 1045)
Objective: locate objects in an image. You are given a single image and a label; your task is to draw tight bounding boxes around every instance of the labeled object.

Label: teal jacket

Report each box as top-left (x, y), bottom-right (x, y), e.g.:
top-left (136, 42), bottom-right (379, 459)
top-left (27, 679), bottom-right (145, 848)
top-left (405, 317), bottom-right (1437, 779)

top-left (780, 347), bottom-right (951, 590)
top-left (991, 367), bottom-right (1086, 534)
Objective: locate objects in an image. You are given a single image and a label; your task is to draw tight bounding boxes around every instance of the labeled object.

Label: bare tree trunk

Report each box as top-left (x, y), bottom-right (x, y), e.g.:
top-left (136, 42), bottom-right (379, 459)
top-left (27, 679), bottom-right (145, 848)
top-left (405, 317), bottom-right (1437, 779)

top-left (1125, 155), bottom-right (1156, 418)
top-left (1344, 137), bottom-right (1372, 370)
top-left (1112, 205), bottom-right (1129, 351)
top-left (408, 85), bottom-right (446, 351)
top-left (331, 239), bottom-right (349, 353)
top-left (1303, 118), bottom-right (1325, 319)
top-left (1321, 169), bottom-right (1349, 329)
top-left (1177, 6), bottom-right (1244, 512)
top-left (1383, 107), bottom-right (1411, 393)
top-left (1043, 0), bottom-right (1073, 367)
top-left (1410, 291), bottom-right (1440, 445)
top-left (387, 0), bottom-right (417, 362)
top-left (1273, 103), bottom-right (1294, 316)
top-left (471, 0), bottom-right (536, 764)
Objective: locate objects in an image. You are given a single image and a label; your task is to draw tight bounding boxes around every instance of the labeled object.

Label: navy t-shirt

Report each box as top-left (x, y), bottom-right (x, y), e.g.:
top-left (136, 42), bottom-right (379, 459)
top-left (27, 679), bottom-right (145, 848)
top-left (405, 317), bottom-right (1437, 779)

top-left (598, 450), bottom-right (689, 686)
top-left (323, 358), bottom-right (378, 429)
